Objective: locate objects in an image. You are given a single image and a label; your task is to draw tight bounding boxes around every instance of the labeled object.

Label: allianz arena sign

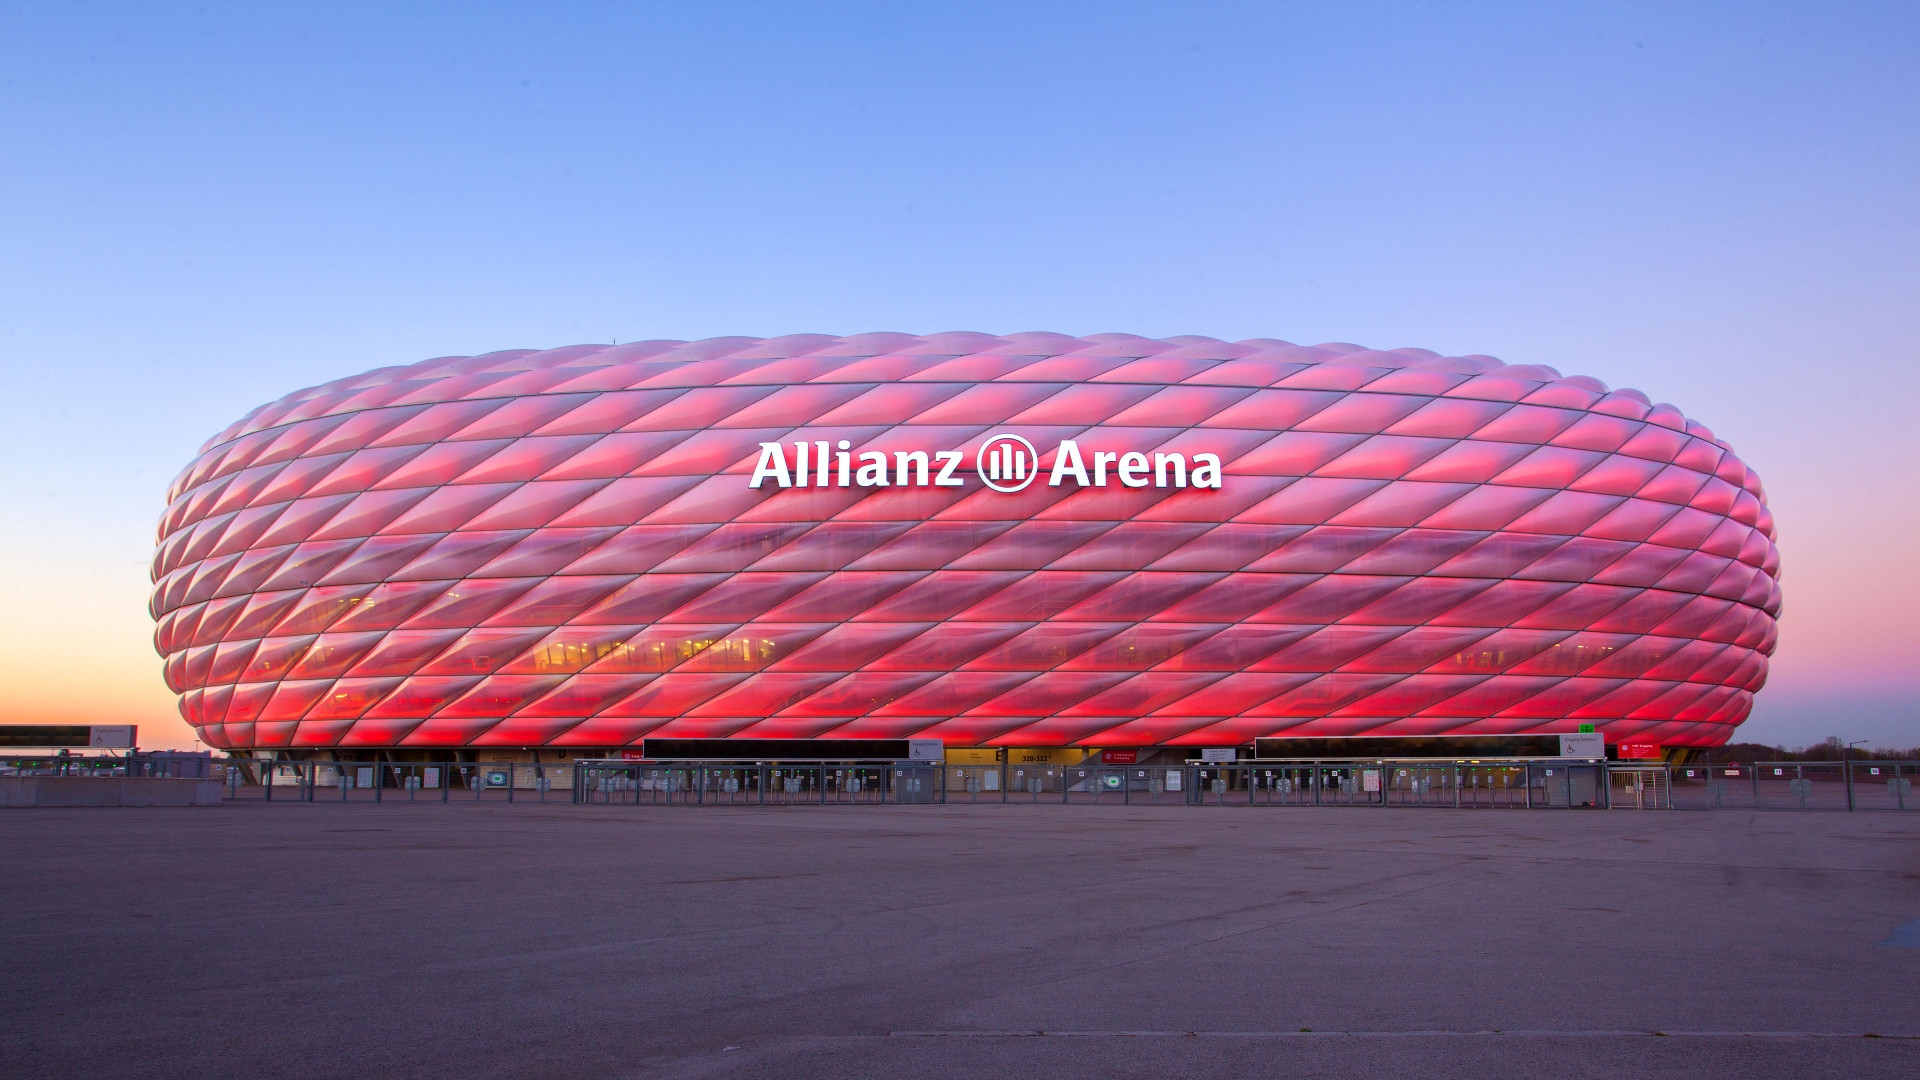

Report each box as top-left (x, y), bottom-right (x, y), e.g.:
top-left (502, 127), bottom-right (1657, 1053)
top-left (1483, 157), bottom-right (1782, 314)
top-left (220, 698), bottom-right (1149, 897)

top-left (748, 434), bottom-right (1226, 493)
top-left (150, 332), bottom-right (1780, 754)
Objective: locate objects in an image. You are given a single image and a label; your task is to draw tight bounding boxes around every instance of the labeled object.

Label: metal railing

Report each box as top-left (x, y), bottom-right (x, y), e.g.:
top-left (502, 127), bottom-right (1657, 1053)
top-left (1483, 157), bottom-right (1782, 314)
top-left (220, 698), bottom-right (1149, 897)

top-left (1669, 761), bottom-right (1918, 811)
top-left (201, 759), bottom-right (580, 803)
top-left (570, 761), bottom-right (943, 805)
top-left (23, 756), bottom-right (1910, 812)
top-left (0, 751), bottom-right (215, 779)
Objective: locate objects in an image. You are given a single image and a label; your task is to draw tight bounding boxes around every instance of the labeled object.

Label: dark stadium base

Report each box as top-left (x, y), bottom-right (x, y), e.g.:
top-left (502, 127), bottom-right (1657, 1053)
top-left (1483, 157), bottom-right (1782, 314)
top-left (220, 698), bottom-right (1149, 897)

top-left (1253, 734), bottom-right (1600, 760)
top-left (222, 734), bottom-right (1647, 764)
top-left (641, 738), bottom-right (928, 761)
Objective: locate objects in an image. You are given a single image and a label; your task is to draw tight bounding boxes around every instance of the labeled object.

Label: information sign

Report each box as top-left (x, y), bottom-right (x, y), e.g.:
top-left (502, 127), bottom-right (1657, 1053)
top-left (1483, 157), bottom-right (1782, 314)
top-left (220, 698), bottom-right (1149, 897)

top-left (1009, 748), bottom-right (1085, 765)
top-left (1558, 733), bottom-right (1604, 759)
top-left (0, 725), bottom-right (136, 748)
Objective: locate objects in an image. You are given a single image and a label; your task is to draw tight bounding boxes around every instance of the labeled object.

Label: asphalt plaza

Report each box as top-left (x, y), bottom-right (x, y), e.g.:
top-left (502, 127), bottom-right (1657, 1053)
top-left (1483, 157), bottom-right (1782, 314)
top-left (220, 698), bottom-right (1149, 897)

top-left (2, 802), bottom-right (1915, 1079)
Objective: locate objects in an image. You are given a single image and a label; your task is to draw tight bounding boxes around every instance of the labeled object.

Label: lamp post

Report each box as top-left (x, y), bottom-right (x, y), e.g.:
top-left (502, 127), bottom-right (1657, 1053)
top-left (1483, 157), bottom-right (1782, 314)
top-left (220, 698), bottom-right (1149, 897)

top-left (1845, 740), bottom-right (1869, 810)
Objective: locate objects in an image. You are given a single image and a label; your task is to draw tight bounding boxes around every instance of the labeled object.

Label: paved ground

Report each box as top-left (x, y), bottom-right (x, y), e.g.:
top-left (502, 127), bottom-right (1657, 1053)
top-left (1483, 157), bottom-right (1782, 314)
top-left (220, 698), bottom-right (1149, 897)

top-left (1, 802), bottom-right (1916, 1079)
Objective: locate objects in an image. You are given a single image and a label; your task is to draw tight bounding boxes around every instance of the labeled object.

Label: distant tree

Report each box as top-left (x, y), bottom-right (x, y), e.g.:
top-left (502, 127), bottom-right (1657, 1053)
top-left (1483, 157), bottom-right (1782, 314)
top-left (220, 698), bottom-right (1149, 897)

top-left (1699, 738), bottom-right (1918, 763)
top-left (1795, 736), bottom-right (1915, 760)
top-left (1794, 736), bottom-right (1849, 761)
top-left (1698, 742), bottom-right (1788, 763)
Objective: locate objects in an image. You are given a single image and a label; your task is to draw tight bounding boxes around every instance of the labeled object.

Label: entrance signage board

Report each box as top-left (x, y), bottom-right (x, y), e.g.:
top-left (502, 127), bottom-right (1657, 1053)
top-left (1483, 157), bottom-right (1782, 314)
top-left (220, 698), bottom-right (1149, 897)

top-left (1199, 748), bottom-right (1236, 762)
top-left (0, 725), bottom-right (135, 748)
top-left (1101, 749), bottom-right (1139, 764)
top-left (1619, 742), bottom-right (1662, 759)
top-left (1008, 748), bottom-right (1085, 766)
top-left (1558, 733), bottom-right (1605, 759)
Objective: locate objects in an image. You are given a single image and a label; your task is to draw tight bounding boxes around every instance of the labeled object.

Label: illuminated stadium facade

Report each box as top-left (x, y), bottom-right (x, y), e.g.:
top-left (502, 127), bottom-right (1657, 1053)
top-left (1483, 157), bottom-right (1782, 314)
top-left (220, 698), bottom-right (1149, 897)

top-left (151, 333), bottom-right (1780, 759)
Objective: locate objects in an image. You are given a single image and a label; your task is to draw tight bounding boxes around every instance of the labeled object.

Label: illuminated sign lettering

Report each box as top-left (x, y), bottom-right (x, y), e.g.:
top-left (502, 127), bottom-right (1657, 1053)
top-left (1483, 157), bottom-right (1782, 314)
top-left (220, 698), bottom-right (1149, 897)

top-left (977, 433), bottom-right (1038, 492)
top-left (749, 433), bottom-right (1222, 491)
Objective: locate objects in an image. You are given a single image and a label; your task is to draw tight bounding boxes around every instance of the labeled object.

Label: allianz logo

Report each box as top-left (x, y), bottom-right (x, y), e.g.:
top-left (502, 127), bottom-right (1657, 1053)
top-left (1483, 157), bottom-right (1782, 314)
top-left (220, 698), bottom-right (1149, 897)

top-left (749, 432), bottom-right (1224, 493)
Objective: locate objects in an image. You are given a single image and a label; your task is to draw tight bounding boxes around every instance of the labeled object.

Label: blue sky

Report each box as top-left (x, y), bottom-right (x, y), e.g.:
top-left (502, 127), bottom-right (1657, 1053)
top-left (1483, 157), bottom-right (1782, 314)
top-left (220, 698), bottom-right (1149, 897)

top-left (1, 1), bottom-right (1916, 748)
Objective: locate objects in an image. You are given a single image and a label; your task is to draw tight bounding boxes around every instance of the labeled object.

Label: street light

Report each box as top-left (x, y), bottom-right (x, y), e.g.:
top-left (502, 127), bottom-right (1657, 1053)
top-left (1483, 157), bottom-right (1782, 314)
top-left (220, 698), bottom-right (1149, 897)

top-left (1845, 740), bottom-right (1870, 810)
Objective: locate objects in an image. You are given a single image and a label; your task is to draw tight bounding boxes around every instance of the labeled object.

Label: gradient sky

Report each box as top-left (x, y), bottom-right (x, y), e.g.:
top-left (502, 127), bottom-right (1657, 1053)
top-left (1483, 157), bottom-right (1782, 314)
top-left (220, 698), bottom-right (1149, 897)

top-left (2, 1), bottom-right (1915, 750)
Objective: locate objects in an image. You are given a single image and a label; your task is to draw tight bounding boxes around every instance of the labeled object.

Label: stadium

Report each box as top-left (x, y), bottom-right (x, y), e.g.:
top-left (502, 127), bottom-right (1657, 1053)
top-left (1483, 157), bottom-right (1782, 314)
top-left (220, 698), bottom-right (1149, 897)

top-left (150, 333), bottom-right (1780, 765)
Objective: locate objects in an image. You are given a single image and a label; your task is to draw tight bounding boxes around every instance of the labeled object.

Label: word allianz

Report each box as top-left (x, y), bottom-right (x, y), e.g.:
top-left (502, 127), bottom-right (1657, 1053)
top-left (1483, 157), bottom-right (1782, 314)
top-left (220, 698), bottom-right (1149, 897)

top-left (747, 434), bottom-right (1225, 491)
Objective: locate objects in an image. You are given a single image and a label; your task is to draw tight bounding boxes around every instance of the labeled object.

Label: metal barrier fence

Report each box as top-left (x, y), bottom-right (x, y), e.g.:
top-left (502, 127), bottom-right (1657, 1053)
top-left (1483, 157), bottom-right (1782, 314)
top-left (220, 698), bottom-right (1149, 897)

top-left (0, 751), bottom-right (217, 779)
top-left (571, 762), bottom-right (941, 805)
top-left (204, 759), bottom-right (580, 803)
top-left (568, 758), bottom-right (1913, 811)
top-left (1669, 761), bottom-right (1918, 811)
top-left (15, 756), bottom-right (1913, 811)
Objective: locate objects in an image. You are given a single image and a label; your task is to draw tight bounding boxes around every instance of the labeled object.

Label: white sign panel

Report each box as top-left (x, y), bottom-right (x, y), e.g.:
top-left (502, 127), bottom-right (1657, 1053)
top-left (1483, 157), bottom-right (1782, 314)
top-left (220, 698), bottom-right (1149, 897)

top-left (1199, 748), bottom-right (1236, 762)
top-left (1558, 733), bottom-right (1605, 759)
top-left (88, 725), bottom-right (135, 748)
top-left (907, 739), bottom-right (944, 762)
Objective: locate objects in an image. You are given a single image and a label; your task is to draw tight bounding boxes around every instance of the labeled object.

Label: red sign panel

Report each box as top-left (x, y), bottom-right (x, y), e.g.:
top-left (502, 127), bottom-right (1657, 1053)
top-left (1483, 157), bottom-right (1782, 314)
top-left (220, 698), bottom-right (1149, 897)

top-left (1102, 750), bottom-right (1139, 764)
top-left (1620, 742), bottom-right (1663, 759)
